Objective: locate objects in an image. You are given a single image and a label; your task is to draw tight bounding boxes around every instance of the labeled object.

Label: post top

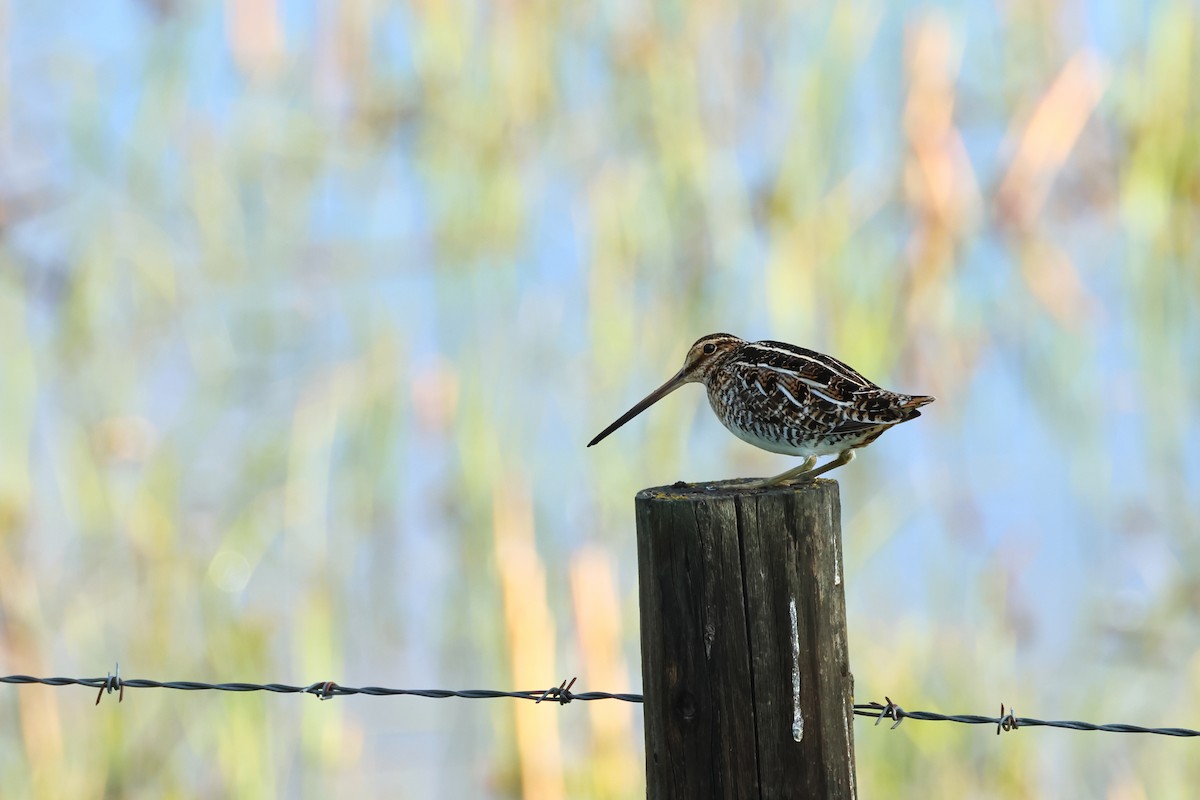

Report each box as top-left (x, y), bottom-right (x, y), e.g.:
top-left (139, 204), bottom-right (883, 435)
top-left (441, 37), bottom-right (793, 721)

top-left (635, 477), bottom-right (838, 502)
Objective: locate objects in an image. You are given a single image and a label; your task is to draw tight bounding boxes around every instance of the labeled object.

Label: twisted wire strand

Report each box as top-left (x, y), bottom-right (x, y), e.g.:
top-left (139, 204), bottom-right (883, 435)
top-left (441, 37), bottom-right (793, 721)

top-left (0, 673), bottom-right (641, 704)
top-left (4, 672), bottom-right (1197, 737)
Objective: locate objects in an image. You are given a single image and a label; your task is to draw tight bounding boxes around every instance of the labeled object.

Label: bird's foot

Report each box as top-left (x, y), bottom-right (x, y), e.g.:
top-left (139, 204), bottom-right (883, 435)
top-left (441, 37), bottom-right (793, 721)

top-left (747, 456), bottom-right (819, 488)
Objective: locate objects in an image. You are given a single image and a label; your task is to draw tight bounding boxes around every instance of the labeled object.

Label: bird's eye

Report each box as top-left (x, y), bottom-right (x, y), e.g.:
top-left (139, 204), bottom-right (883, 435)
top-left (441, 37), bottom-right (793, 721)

top-left (703, 343), bottom-right (717, 355)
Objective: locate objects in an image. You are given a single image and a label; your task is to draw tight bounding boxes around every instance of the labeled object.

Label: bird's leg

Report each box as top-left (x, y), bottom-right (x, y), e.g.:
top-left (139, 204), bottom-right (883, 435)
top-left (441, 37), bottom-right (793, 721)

top-left (800, 449), bottom-right (856, 481)
top-left (746, 455), bottom-right (817, 488)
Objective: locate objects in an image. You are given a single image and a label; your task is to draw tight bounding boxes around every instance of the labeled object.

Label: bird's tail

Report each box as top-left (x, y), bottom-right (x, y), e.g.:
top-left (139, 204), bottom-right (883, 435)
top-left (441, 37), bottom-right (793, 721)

top-left (900, 394), bottom-right (935, 419)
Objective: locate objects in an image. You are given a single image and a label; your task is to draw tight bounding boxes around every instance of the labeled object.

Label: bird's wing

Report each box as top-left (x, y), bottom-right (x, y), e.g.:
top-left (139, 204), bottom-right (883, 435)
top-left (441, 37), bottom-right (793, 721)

top-left (731, 360), bottom-right (918, 434)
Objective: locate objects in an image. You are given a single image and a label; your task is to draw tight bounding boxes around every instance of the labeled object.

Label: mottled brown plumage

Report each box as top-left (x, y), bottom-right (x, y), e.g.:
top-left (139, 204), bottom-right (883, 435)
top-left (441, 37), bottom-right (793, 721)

top-left (588, 333), bottom-right (933, 486)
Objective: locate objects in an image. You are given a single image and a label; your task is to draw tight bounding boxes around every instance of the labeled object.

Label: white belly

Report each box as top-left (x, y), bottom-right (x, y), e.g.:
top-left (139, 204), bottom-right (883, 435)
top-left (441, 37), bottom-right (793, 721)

top-left (719, 418), bottom-right (850, 457)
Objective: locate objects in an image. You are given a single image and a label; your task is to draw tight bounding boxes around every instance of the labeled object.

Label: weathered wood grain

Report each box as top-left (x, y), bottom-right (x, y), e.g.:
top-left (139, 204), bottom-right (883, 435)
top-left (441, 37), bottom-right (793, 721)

top-left (636, 479), bottom-right (855, 799)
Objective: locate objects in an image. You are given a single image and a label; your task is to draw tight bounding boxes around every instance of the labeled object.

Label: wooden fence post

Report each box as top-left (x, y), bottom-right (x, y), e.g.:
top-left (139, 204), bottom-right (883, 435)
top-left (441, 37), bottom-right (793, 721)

top-left (636, 479), bottom-right (855, 799)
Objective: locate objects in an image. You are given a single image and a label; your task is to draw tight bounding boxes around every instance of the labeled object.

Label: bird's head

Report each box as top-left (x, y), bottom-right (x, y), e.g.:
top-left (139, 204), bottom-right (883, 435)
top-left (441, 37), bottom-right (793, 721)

top-left (678, 333), bottom-right (744, 384)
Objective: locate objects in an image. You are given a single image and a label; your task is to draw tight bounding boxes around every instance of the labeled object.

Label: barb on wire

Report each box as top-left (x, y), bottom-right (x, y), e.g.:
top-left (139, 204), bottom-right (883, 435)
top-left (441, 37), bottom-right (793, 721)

top-left (872, 696), bottom-right (904, 729)
top-left (306, 680), bottom-right (339, 701)
top-left (998, 703), bottom-right (1019, 735)
top-left (95, 663), bottom-right (123, 706)
top-left (537, 676), bottom-right (577, 705)
top-left (855, 698), bottom-right (1200, 738)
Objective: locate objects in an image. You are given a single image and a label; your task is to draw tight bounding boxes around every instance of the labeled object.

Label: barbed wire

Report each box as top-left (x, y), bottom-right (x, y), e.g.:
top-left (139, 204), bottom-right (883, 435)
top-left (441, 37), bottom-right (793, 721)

top-left (854, 697), bottom-right (1200, 737)
top-left (3, 668), bottom-right (1198, 738)
top-left (0, 669), bottom-right (639, 706)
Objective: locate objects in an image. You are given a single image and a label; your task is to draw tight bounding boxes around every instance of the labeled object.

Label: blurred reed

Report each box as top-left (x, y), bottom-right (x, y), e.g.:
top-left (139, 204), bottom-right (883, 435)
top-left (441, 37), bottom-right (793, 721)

top-left (0, 0), bottom-right (1199, 797)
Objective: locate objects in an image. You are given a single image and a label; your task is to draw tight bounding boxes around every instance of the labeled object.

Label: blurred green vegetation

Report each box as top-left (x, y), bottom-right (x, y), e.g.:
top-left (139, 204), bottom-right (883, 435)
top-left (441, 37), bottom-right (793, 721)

top-left (1, 0), bottom-right (1200, 797)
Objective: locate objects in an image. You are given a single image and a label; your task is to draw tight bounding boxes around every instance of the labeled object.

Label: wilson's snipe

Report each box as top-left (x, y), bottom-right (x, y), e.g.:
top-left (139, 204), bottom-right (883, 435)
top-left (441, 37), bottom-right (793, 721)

top-left (588, 333), bottom-right (933, 486)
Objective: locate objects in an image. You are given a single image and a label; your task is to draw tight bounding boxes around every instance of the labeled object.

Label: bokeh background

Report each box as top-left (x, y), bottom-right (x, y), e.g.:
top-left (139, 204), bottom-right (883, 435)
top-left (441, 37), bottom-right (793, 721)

top-left (2, 0), bottom-right (1199, 796)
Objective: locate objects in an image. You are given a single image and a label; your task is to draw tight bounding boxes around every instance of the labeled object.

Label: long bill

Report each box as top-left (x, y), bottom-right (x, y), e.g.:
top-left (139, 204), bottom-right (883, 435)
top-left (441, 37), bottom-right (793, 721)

top-left (587, 368), bottom-right (690, 447)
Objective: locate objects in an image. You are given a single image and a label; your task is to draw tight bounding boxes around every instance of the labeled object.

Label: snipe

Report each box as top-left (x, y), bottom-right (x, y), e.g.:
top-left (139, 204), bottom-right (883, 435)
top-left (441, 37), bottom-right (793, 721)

top-left (588, 333), bottom-right (933, 486)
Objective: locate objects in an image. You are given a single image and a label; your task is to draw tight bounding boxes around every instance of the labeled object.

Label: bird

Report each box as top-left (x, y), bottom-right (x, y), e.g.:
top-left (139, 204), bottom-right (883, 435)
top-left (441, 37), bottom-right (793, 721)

top-left (587, 333), bottom-right (933, 487)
